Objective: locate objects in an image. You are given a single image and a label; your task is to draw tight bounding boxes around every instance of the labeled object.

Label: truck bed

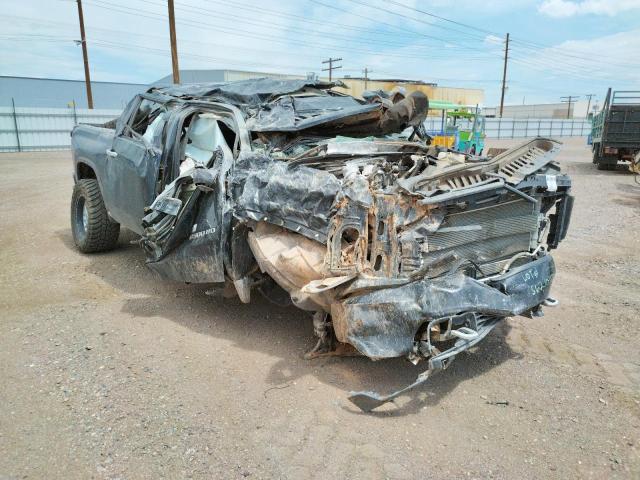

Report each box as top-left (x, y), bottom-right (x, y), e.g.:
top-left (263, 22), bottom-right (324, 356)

top-left (592, 91), bottom-right (640, 147)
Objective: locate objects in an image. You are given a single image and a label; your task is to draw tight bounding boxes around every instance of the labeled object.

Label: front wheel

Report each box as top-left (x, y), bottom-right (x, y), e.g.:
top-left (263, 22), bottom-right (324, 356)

top-left (71, 179), bottom-right (120, 253)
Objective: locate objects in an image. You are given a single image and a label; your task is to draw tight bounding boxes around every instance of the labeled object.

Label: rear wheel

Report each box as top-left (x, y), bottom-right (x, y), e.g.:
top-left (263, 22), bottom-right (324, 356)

top-left (592, 143), bottom-right (600, 164)
top-left (71, 179), bottom-right (120, 253)
top-left (597, 162), bottom-right (616, 171)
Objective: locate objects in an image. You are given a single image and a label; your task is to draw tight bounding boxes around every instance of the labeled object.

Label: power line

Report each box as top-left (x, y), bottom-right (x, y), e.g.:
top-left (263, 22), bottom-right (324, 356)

top-left (87, 38), bottom-right (321, 73)
top-left (2, 16), bottom-right (370, 76)
top-left (584, 93), bottom-right (596, 117)
top-left (0, 15), bottom-right (331, 70)
top-left (172, 0), bottom-right (426, 46)
top-left (384, 0), bottom-right (495, 35)
top-left (508, 41), bottom-right (640, 72)
top-left (75, 0), bottom-right (93, 109)
top-left (508, 55), bottom-right (618, 82)
top-left (309, 0), bottom-right (636, 83)
top-left (205, 0), bottom-right (426, 38)
top-left (368, 0), bottom-right (640, 68)
top-left (499, 33), bottom-right (509, 118)
top-left (560, 95), bottom-right (580, 119)
top-left (508, 37), bottom-right (640, 68)
top-left (322, 57), bottom-right (342, 82)
top-left (5, 0), bottom-right (634, 100)
top-left (363, 67), bottom-right (371, 90)
top-left (83, 0), bottom-right (499, 62)
top-left (307, 0), bottom-right (488, 49)
top-left (134, 0), bottom-right (488, 54)
top-left (0, 29), bottom-right (500, 88)
top-left (1, 13), bottom-right (499, 70)
top-left (167, 0), bottom-right (180, 84)
top-left (342, 0), bottom-right (489, 44)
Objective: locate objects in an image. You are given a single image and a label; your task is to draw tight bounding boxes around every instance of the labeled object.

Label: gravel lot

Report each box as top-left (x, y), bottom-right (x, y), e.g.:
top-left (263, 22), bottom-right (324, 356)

top-left (1, 137), bottom-right (639, 479)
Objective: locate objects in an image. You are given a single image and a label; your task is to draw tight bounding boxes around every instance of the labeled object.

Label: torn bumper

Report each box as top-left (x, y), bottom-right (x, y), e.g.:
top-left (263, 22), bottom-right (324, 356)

top-left (331, 255), bottom-right (555, 359)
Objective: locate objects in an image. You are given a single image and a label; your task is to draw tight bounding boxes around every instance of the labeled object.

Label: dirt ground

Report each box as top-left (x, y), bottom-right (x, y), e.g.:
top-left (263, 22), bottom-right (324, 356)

top-left (1, 137), bottom-right (639, 479)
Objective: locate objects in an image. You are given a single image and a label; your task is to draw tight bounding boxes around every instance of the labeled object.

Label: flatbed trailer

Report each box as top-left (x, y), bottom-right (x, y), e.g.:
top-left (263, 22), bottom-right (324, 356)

top-left (592, 89), bottom-right (640, 171)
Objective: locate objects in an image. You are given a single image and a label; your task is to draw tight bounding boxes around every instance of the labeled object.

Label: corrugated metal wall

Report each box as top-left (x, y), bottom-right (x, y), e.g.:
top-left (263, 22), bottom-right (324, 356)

top-left (0, 106), bottom-right (121, 152)
top-left (0, 76), bottom-right (145, 109)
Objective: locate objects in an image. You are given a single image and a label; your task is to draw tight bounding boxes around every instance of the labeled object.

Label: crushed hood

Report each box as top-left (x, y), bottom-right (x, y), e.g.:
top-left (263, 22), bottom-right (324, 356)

top-left (149, 78), bottom-right (429, 136)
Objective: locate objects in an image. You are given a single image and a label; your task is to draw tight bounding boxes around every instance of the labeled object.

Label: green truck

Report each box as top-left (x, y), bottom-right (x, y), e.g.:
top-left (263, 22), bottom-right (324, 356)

top-left (591, 89), bottom-right (640, 171)
top-left (427, 102), bottom-right (486, 155)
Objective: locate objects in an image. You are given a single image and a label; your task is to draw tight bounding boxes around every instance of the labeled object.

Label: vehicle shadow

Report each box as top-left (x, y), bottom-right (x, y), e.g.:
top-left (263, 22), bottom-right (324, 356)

top-left (564, 160), bottom-right (635, 177)
top-left (612, 181), bottom-right (640, 207)
top-left (56, 227), bottom-right (522, 416)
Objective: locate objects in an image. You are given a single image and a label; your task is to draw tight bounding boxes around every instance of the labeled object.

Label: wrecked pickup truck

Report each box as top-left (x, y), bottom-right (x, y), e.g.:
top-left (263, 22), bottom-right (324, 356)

top-left (71, 78), bottom-right (573, 410)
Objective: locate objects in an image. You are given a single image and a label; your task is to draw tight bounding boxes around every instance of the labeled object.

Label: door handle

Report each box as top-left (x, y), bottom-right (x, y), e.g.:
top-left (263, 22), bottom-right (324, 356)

top-left (106, 149), bottom-right (118, 158)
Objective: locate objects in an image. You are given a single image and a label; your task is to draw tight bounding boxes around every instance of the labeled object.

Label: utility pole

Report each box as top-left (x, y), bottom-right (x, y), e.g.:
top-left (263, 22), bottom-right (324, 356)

top-left (363, 67), bottom-right (372, 90)
top-left (322, 57), bottom-right (342, 82)
top-left (76, 0), bottom-right (93, 109)
top-left (168, 0), bottom-right (180, 84)
top-left (584, 93), bottom-right (595, 118)
top-left (499, 32), bottom-right (509, 118)
top-left (560, 95), bottom-right (579, 119)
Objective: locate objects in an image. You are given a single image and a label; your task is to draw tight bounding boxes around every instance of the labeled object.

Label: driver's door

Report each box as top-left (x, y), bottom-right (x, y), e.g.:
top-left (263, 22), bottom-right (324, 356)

top-left (104, 98), bottom-right (165, 234)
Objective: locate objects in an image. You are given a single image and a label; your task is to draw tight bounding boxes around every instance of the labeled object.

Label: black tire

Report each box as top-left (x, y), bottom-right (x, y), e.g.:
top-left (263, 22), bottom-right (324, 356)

top-left (597, 162), bottom-right (616, 171)
top-left (71, 179), bottom-right (120, 253)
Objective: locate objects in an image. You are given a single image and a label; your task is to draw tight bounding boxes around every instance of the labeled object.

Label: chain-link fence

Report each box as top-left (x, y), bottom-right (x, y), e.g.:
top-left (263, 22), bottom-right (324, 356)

top-left (424, 116), bottom-right (591, 139)
top-left (1, 102), bottom-right (592, 153)
top-left (0, 103), bottom-right (121, 152)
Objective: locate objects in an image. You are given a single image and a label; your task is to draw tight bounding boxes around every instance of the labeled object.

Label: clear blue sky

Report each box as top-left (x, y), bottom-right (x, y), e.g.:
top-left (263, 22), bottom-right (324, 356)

top-left (1, 0), bottom-right (639, 107)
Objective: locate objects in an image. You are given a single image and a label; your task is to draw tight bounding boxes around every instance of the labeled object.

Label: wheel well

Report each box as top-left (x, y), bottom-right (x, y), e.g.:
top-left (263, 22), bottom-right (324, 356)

top-left (77, 162), bottom-right (96, 180)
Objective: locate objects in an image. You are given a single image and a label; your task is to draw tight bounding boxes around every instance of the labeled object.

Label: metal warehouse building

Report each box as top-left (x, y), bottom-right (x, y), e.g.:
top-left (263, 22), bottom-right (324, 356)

top-left (0, 76), bottom-right (147, 109)
top-left (483, 101), bottom-right (594, 119)
top-left (152, 69), bottom-right (305, 85)
top-left (335, 77), bottom-right (484, 110)
top-left (2, 70), bottom-right (485, 110)
top-left (1, 69), bottom-right (488, 152)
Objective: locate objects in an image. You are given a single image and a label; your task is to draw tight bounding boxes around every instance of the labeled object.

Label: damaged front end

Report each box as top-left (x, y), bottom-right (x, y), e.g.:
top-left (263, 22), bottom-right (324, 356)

top-left (137, 80), bottom-right (573, 411)
top-left (239, 136), bottom-right (572, 410)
